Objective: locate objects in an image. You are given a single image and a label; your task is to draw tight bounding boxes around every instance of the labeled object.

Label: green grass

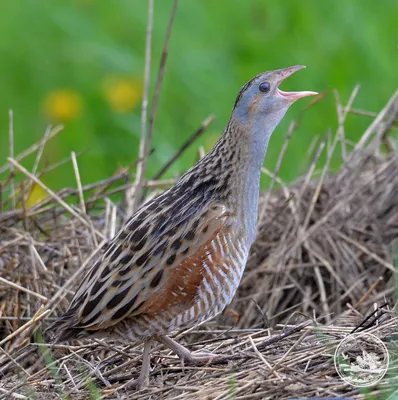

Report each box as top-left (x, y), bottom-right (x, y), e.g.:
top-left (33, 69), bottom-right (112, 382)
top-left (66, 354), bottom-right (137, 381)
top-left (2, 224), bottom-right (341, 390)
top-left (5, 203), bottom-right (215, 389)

top-left (228, 369), bottom-right (237, 399)
top-left (0, 0), bottom-right (397, 193)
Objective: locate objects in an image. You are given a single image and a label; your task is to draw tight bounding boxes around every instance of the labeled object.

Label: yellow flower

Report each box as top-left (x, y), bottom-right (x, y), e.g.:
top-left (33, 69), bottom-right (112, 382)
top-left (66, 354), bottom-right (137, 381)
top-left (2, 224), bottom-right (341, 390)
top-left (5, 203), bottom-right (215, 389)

top-left (103, 76), bottom-right (142, 113)
top-left (26, 184), bottom-right (48, 208)
top-left (15, 183), bottom-right (48, 209)
top-left (43, 89), bottom-right (83, 121)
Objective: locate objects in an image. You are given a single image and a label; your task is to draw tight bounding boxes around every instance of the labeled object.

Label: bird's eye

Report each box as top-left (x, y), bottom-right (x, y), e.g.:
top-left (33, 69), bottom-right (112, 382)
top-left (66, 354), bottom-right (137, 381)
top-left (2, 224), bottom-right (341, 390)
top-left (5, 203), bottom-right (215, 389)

top-left (259, 82), bottom-right (271, 93)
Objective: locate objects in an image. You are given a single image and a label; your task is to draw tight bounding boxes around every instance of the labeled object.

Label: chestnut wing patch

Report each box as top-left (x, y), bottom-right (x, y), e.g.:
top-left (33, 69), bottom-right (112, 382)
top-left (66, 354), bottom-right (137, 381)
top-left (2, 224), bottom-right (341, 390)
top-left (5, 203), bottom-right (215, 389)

top-left (140, 229), bottom-right (228, 317)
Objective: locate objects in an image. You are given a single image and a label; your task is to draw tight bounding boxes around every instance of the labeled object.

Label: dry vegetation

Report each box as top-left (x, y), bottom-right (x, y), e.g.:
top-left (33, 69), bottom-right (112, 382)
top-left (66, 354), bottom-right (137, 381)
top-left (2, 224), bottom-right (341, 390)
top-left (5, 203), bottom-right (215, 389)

top-left (1, 2), bottom-right (398, 398)
top-left (0, 89), bottom-right (397, 400)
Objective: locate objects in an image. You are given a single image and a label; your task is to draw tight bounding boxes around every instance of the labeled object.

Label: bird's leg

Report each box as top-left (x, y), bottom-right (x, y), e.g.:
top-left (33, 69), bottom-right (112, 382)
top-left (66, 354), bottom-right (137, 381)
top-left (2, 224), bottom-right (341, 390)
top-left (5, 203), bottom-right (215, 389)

top-left (126, 339), bottom-right (152, 390)
top-left (157, 335), bottom-right (219, 366)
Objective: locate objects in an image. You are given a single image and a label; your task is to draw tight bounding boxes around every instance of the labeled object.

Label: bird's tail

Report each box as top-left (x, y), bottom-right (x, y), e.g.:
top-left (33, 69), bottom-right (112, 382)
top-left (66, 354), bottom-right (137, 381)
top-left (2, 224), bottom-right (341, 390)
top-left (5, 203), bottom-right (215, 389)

top-left (45, 309), bottom-right (86, 343)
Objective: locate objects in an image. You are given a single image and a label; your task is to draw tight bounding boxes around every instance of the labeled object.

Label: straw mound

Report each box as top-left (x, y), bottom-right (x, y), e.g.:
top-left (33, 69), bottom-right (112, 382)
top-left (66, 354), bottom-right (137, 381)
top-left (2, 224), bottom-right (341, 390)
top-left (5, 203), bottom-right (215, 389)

top-left (0, 91), bottom-right (397, 399)
top-left (233, 129), bottom-right (398, 329)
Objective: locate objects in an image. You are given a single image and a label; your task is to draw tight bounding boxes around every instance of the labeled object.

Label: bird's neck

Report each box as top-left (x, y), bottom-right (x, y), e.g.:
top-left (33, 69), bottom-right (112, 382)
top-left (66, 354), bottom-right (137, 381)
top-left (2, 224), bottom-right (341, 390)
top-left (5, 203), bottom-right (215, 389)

top-left (194, 117), bottom-right (273, 245)
top-left (222, 118), bottom-right (271, 244)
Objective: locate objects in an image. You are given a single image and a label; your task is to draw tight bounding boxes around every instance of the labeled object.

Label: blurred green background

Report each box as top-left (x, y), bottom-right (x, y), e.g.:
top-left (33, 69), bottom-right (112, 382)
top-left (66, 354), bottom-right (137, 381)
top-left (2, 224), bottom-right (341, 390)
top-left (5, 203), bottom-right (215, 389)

top-left (0, 0), bottom-right (397, 198)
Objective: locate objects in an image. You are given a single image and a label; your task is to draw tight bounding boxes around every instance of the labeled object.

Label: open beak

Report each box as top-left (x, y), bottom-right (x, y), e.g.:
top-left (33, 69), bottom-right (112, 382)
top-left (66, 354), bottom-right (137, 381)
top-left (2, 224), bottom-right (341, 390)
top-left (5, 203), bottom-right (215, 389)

top-left (276, 65), bottom-right (318, 101)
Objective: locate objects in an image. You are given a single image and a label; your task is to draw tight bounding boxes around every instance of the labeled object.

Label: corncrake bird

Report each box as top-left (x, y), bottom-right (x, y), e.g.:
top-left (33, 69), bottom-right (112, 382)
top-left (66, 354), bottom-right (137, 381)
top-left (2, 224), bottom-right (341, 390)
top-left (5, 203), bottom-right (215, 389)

top-left (52, 65), bottom-right (317, 389)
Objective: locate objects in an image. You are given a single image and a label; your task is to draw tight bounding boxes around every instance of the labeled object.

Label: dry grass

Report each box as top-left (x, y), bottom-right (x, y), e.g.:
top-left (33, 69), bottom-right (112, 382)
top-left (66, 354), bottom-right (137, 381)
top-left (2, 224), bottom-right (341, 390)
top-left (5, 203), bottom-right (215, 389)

top-left (0, 89), bottom-right (397, 399)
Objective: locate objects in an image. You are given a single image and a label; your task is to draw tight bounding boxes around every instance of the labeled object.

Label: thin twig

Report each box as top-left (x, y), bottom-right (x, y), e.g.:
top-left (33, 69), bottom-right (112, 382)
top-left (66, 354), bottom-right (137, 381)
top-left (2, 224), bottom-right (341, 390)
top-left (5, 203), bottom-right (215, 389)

top-left (71, 151), bottom-right (86, 214)
top-left (354, 89), bottom-right (398, 152)
top-left (147, 0), bottom-right (179, 162)
top-left (128, 0), bottom-right (154, 215)
top-left (334, 85), bottom-right (360, 161)
top-left (248, 336), bottom-right (281, 379)
top-left (153, 114), bottom-right (215, 180)
top-left (31, 125), bottom-right (52, 177)
top-left (8, 110), bottom-right (16, 209)
top-left (0, 277), bottom-right (47, 302)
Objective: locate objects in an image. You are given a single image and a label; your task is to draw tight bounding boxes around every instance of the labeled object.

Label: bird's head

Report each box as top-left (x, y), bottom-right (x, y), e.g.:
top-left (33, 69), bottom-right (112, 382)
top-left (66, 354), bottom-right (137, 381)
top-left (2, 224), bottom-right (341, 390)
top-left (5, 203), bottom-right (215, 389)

top-left (232, 65), bottom-right (317, 129)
